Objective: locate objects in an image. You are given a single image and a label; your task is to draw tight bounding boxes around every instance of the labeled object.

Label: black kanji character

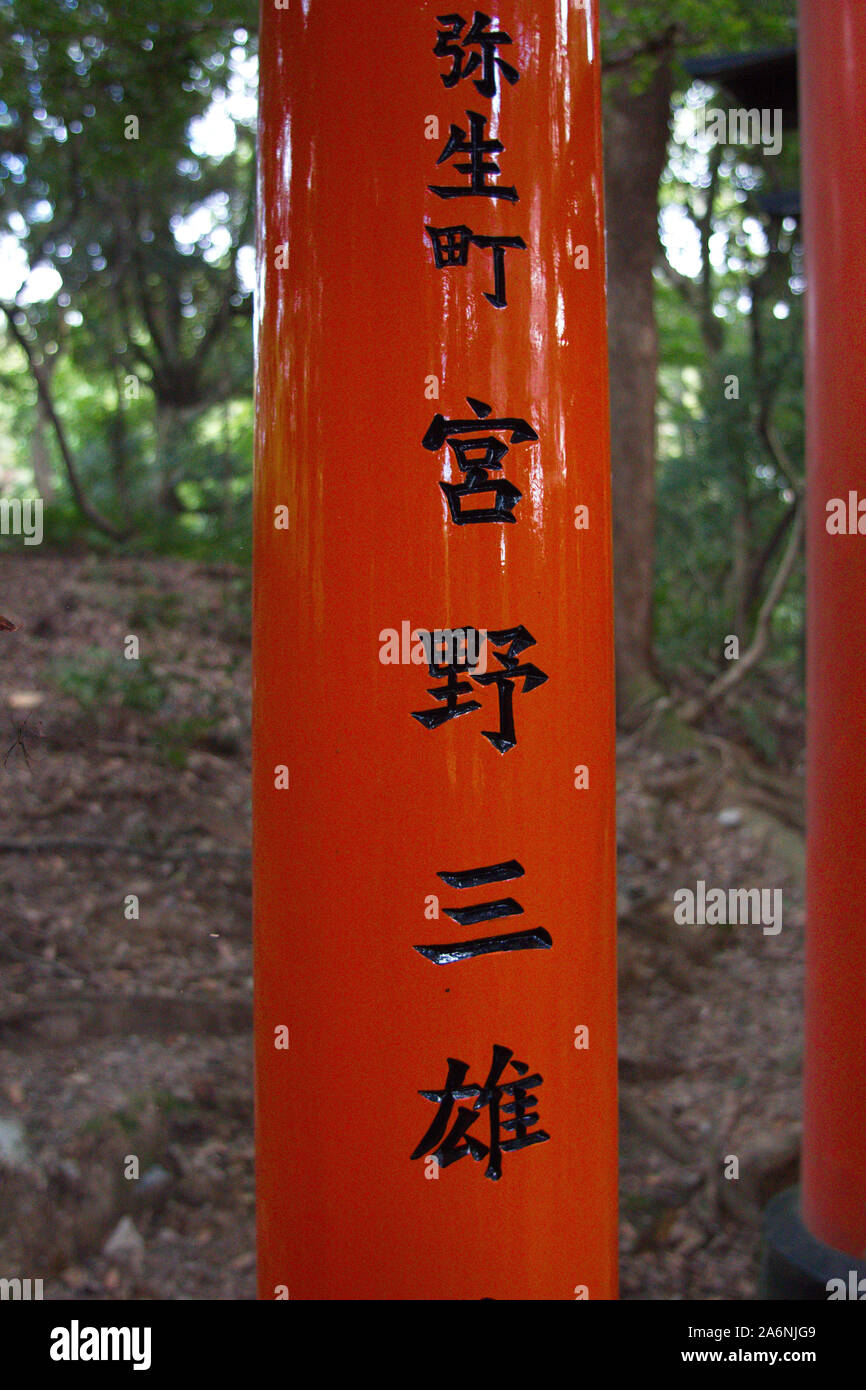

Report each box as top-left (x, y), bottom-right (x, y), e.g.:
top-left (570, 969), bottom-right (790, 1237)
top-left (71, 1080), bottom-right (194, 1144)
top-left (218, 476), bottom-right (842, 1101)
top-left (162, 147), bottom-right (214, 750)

top-left (410, 624), bottom-right (547, 751)
top-left (429, 110), bottom-right (517, 202)
top-left (433, 12), bottom-right (520, 99)
top-left (422, 396), bottom-right (536, 524)
top-left (414, 859), bottom-right (552, 963)
top-left (411, 1044), bottom-right (550, 1180)
top-left (426, 225), bottom-right (526, 309)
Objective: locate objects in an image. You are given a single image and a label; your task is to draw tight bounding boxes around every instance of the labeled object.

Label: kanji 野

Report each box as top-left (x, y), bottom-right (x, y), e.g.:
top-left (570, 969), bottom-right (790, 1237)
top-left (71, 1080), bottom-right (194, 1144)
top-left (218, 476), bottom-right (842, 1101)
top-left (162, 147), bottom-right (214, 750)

top-left (429, 110), bottom-right (518, 201)
top-left (410, 625), bottom-right (548, 752)
top-left (433, 12), bottom-right (520, 100)
top-left (411, 1044), bottom-right (550, 1181)
top-left (422, 396), bottom-right (536, 524)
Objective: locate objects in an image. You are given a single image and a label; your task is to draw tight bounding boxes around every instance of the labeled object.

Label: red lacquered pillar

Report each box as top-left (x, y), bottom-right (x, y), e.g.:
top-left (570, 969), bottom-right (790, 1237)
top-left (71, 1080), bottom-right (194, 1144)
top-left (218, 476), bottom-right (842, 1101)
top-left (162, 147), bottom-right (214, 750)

top-left (800, 0), bottom-right (866, 1260)
top-left (254, 0), bottom-right (617, 1299)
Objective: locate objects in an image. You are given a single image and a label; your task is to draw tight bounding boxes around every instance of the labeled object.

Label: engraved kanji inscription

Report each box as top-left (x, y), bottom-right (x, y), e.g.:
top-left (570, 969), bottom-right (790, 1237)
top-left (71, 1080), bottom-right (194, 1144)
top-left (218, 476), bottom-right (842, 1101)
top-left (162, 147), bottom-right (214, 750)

top-left (414, 859), bottom-right (552, 962)
top-left (411, 1044), bottom-right (550, 1180)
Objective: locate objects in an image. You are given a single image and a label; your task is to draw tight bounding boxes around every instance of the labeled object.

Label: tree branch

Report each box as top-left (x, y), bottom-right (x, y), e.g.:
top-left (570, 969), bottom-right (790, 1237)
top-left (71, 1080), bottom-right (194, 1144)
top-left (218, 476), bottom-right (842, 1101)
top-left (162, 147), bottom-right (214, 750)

top-left (1, 305), bottom-right (132, 542)
top-left (676, 503), bottom-right (804, 722)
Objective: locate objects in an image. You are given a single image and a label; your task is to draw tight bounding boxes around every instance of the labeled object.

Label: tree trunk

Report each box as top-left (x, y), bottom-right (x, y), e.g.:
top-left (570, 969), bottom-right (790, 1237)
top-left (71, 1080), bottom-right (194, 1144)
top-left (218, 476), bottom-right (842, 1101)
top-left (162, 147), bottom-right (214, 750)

top-left (2, 305), bottom-right (130, 542)
top-left (154, 399), bottom-right (187, 515)
top-left (603, 51), bottom-right (674, 722)
top-left (30, 396), bottom-right (55, 503)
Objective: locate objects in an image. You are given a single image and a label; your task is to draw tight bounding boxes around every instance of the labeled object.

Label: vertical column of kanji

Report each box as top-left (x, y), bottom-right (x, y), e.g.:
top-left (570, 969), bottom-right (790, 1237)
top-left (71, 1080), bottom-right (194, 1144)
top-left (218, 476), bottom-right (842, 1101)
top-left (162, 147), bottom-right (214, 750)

top-left (254, 0), bottom-right (616, 1300)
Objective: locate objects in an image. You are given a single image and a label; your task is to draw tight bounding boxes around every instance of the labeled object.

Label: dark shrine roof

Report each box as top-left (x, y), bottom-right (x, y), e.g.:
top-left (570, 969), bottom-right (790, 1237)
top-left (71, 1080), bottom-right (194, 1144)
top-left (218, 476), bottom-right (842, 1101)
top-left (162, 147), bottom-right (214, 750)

top-left (684, 47), bottom-right (798, 130)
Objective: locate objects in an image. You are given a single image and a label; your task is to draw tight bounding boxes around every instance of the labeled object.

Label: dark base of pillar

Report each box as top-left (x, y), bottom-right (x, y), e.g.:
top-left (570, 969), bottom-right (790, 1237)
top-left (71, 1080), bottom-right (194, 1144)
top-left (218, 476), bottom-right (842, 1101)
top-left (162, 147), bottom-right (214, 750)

top-left (761, 1187), bottom-right (866, 1299)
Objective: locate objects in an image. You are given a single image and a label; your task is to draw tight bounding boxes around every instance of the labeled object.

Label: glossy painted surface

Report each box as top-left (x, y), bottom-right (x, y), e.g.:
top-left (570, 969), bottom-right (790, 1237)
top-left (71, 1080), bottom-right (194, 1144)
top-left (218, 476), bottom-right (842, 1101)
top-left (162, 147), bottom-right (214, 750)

top-left (254, 0), bottom-right (617, 1298)
top-left (801, 0), bottom-right (866, 1257)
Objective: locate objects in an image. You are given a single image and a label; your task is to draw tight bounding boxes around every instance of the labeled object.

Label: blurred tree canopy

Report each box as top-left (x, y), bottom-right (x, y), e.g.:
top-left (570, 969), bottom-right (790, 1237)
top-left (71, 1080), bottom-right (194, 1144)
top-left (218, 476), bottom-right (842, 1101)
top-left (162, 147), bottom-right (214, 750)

top-left (0, 0), bottom-right (805, 749)
top-left (0, 0), bottom-right (257, 550)
top-left (600, 0), bottom-right (801, 733)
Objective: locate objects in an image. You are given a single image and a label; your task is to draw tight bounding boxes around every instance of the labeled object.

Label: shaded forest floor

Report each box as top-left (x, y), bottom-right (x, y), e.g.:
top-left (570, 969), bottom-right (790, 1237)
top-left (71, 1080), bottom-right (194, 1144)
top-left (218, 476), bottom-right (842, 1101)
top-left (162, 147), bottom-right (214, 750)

top-left (0, 556), bottom-right (805, 1300)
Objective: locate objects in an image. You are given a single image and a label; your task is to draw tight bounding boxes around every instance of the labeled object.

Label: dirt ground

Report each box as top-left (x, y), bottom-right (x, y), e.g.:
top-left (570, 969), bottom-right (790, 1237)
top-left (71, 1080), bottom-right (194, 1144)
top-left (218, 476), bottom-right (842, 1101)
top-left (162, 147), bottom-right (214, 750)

top-left (0, 556), bottom-right (805, 1300)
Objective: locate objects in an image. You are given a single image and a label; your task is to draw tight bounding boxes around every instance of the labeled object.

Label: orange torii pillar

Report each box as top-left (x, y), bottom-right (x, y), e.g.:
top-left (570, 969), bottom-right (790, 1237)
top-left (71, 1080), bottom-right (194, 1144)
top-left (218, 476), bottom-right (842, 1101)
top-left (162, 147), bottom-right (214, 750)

top-left (763, 0), bottom-right (866, 1297)
top-left (254, 0), bottom-right (617, 1300)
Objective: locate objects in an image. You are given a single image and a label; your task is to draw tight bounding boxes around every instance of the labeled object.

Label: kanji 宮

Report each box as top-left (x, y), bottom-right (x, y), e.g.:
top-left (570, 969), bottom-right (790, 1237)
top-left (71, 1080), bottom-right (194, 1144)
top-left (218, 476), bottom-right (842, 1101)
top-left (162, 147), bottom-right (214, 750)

top-left (422, 396), bottom-right (536, 524)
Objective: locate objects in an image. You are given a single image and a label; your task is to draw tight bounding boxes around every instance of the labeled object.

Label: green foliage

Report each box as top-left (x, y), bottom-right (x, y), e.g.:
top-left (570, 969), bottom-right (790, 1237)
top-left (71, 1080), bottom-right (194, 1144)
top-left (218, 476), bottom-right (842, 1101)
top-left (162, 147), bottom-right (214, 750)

top-left (602, 0), bottom-right (796, 82)
top-left (0, 0), bottom-right (257, 552)
top-left (48, 633), bottom-right (243, 769)
top-left (127, 588), bottom-right (184, 632)
top-left (653, 32), bottom-right (805, 700)
top-left (152, 714), bottom-right (221, 769)
top-left (51, 647), bottom-right (168, 712)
